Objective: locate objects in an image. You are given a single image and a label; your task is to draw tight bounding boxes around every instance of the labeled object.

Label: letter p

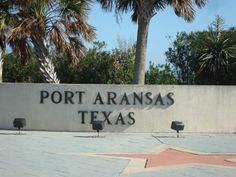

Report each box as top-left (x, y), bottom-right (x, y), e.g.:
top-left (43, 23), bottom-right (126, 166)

top-left (40, 90), bottom-right (49, 103)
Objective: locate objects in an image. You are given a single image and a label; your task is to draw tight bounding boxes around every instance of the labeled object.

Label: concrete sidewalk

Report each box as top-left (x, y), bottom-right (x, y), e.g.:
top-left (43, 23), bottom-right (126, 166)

top-left (0, 130), bottom-right (235, 177)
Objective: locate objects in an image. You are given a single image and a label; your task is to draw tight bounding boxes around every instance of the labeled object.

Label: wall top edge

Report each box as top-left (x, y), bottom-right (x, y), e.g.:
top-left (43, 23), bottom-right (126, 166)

top-left (0, 83), bottom-right (236, 88)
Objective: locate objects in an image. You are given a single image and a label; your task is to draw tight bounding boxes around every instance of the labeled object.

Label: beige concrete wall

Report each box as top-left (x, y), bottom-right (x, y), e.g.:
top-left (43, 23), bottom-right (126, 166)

top-left (0, 53), bottom-right (3, 83)
top-left (0, 83), bottom-right (235, 133)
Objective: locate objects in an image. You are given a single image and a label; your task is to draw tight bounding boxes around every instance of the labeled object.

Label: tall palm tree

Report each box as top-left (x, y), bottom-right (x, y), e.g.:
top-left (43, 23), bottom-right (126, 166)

top-left (97, 0), bottom-right (208, 84)
top-left (0, 0), bottom-right (10, 82)
top-left (5, 0), bottom-right (95, 83)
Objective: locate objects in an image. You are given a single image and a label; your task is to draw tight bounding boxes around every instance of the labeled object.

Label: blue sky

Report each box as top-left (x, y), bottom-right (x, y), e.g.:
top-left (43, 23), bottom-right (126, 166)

top-left (88, 0), bottom-right (236, 68)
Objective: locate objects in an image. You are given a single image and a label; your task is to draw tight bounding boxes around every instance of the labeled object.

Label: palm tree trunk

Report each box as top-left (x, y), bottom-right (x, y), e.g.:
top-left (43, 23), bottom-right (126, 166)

top-left (37, 55), bottom-right (60, 84)
top-left (0, 52), bottom-right (3, 83)
top-left (32, 38), bottom-right (59, 84)
top-left (133, 18), bottom-right (150, 84)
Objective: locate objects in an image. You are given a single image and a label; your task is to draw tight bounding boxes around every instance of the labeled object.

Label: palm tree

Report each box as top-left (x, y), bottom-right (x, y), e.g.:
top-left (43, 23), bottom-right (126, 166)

top-left (0, 0), bottom-right (10, 82)
top-left (5, 0), bottom-right (95, 83)
top-left (97, 0), bottom-right (207, 84)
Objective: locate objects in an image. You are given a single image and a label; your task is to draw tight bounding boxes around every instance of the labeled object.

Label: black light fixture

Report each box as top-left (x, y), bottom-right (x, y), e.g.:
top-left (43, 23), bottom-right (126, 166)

top-left (13, 118), bottom-right (26, 134)
top-left (171, 121), bottom-right (184, 138)
top-left (92, 121), bottom-right (104, 137)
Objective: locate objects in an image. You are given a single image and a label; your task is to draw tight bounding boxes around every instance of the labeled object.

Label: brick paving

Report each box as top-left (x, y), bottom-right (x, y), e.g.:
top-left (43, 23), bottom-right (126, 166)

top-left (0, 131), bottom-right (235, 177)
top-left (104, 148), bottom-right (236, 168)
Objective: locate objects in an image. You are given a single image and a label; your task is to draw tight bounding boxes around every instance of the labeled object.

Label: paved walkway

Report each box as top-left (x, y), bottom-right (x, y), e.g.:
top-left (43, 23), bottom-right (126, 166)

top-left (0, 130), bottom-right (235, 177)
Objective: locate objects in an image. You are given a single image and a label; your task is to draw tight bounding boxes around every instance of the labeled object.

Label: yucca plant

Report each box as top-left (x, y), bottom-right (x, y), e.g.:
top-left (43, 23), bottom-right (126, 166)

top-left (197, 16), bottom-right (236, 83)
top-left (4, 0), bottom-right (95, 83)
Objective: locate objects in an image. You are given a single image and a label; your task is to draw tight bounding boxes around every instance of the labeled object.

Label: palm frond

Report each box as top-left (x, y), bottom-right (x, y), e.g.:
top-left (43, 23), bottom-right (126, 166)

top-left (97, 0), bottom-right (113, 11)
top-left (195, 0), bottom-right (208, 8)
top-left (6, 0), bottom-right (95, 64)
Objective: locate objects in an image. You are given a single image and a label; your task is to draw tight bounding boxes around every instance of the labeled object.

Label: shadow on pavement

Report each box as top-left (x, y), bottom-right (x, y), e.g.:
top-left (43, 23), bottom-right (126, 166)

top-left (73, 135), bottom-right (105, 138)
top-left (0, 132), bottom-right (26, 135)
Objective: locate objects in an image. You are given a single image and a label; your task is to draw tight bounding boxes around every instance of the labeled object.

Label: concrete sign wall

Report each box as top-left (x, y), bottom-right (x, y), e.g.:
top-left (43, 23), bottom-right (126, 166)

top-left (0, 83), bottom-right (235, 133)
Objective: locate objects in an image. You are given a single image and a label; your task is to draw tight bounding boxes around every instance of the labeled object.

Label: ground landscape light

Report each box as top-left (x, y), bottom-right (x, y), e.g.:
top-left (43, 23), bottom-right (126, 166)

top-left (13, 118), bottom-right (26, 134)
top-left (171, 121), bottom-right (184, 138)
top-left (92, 120), bottom-right (105, 137)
